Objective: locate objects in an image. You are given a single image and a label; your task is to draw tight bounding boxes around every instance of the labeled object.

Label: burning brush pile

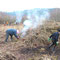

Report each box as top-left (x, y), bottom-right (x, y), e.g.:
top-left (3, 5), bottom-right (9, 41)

top-left (21, 25), bottom-right (51, 48)
top-left (21, 21), bottom-right (60, 48)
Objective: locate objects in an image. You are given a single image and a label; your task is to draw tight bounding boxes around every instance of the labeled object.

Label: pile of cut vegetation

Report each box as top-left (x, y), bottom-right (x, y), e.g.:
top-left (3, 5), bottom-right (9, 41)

top-left (21, 21), bottom-right (60, 48)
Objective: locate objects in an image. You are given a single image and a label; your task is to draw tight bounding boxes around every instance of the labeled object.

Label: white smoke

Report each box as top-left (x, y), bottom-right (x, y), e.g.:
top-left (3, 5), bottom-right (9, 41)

top-left (26, 9), bottom-right (50, 28)
top-left (21, 20), bottom-right (33, 37)
top-left (16, 8), bottom-right (50, 37)
top-left (15, 11), bottom-right (24, 23)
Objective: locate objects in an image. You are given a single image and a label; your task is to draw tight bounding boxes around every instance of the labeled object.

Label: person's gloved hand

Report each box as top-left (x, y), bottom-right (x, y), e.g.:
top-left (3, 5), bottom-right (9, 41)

top-left (17, 36), bottom-right (19, 39)
top-left (56, 41), bottom-right (59, 45)
top-left (48, 38), bottom-right (52, 41)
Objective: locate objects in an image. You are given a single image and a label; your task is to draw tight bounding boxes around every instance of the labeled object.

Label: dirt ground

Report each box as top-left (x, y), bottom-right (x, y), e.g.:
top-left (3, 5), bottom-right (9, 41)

top-left (0, 22), bottom-right (60, 60)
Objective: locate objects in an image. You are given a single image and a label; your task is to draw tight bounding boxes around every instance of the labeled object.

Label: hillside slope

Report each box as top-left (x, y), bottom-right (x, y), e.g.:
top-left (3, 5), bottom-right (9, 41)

top-left (0, 21), bottom-right (60, 60)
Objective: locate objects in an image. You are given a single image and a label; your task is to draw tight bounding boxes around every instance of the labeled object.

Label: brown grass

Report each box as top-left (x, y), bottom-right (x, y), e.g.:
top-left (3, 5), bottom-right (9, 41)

top-left (0, 21), bottom-right (60, 60)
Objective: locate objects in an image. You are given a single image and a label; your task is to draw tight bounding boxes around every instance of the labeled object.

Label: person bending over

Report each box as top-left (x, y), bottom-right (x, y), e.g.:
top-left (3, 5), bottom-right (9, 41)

top-left (48, 29), bottom-right (60, 51)
top-left (5, 29), bottom-right (20, 42)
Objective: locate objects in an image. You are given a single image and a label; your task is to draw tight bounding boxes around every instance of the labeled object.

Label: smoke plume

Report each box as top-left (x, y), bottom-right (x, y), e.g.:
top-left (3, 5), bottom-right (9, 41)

top-left (16, 8), bottom-right (50, 37)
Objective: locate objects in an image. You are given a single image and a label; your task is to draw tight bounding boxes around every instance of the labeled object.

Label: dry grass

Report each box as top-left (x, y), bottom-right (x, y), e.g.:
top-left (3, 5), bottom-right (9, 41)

top-left (0, 21), bottom-right (60, 60)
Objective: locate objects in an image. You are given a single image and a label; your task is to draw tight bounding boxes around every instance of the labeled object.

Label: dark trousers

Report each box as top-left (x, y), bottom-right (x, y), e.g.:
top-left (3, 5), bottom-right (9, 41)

top-left (5, 33), bottom-right (13, 42)
top-left (48, 40), bottom-right (57, 51)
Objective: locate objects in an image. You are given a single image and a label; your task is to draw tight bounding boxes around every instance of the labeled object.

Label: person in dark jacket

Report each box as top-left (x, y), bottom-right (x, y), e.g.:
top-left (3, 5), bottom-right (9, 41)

top-left (48, 29), bottom-right (60, 51)
top-left (5, 29), bottom-right (20, 42)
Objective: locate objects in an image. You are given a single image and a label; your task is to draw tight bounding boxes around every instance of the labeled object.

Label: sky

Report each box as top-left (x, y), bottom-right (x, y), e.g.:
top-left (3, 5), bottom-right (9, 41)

top-left (0, 0), bottom-right (60, 12)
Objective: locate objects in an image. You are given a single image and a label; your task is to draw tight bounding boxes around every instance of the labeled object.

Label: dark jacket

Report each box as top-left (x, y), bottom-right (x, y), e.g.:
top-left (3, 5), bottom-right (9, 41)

top-left (6, 29), bottom-right (18, 38)
top-left (50, 32), bottom-right (59, 42)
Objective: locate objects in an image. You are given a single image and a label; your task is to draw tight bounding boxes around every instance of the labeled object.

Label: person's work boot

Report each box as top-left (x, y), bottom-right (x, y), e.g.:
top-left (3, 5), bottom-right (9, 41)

top-left (52, 46), bottom-right (55, 52)
top-left (46, 46), bottom-right (50, 51)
